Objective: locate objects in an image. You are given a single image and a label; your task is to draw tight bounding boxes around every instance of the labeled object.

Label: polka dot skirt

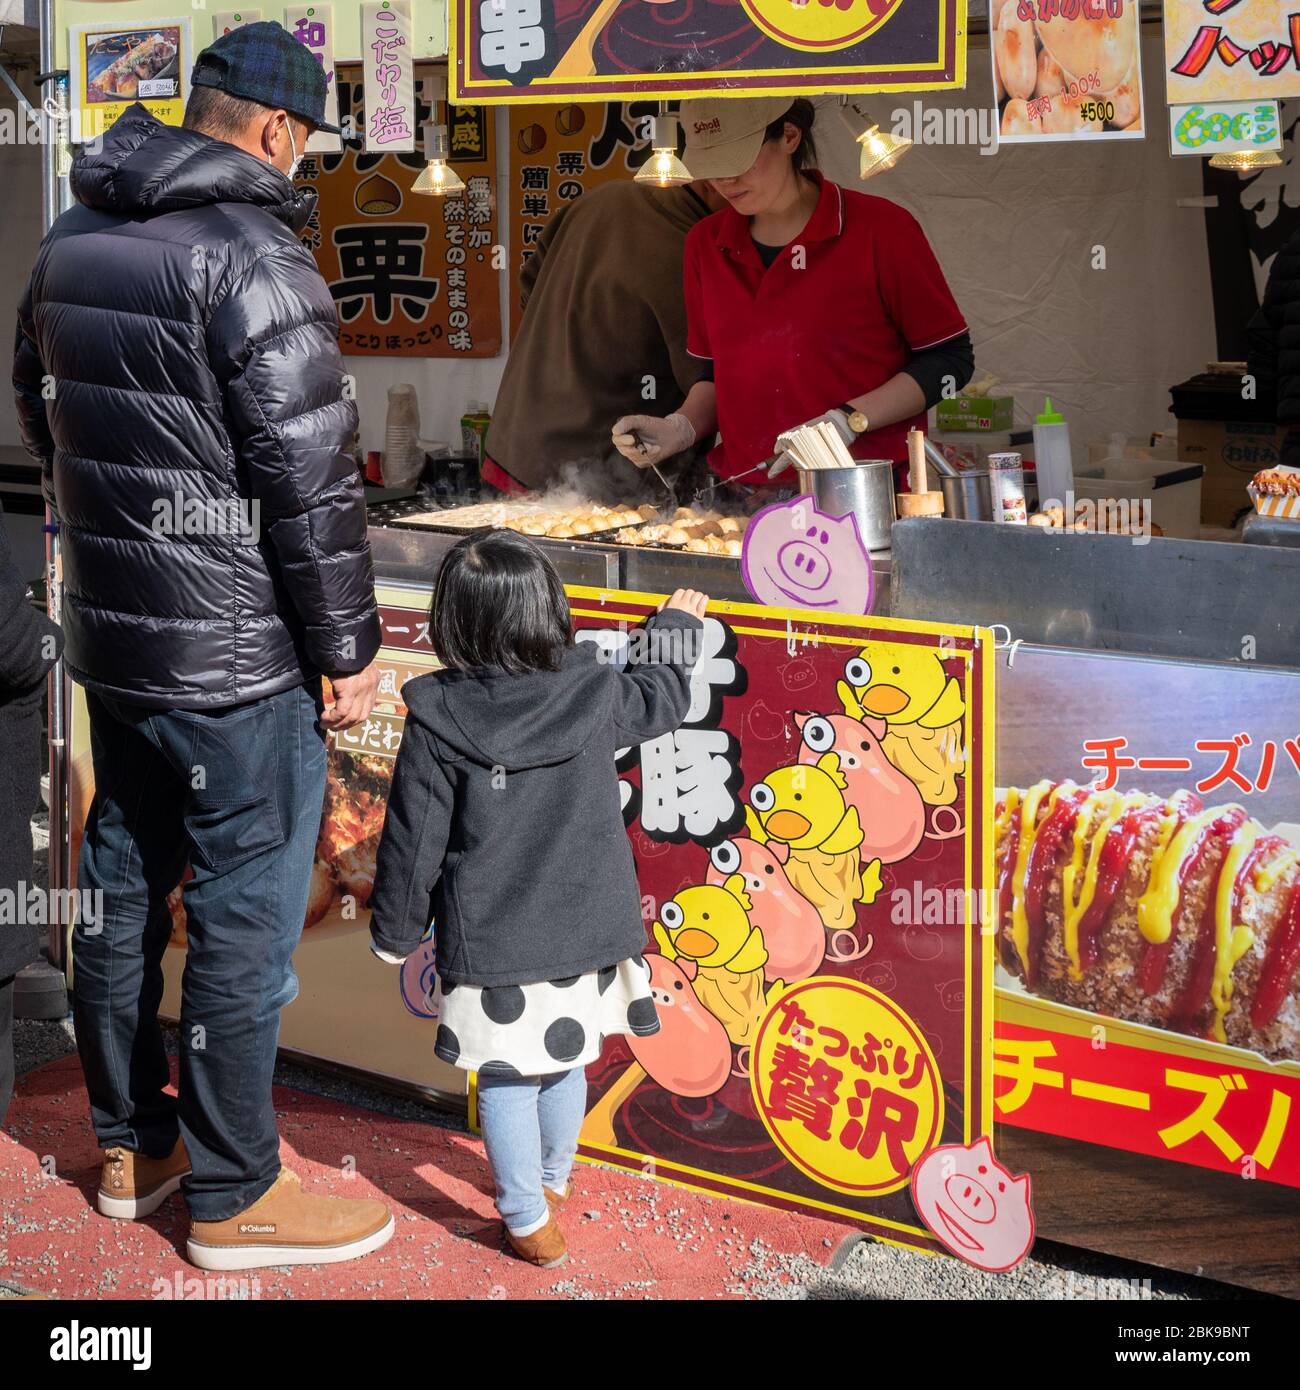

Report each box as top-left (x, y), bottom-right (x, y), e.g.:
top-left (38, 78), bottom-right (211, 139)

top-left (430, 956), bottom-right (660, 1078)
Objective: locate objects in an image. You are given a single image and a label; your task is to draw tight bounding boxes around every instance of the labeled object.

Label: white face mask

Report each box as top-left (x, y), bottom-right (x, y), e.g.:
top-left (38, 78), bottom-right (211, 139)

top-left (285, 120), bottom-right (302, 182)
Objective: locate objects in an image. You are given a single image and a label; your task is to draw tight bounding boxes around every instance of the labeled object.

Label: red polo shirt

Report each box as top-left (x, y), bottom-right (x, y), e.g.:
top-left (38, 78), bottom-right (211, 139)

top-left (683, 173), bottom-right (967, 480)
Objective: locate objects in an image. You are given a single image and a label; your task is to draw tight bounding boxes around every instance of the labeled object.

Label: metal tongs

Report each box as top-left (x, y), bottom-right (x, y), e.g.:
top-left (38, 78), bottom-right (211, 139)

top-left (692, 451), bottom-right (788, 505)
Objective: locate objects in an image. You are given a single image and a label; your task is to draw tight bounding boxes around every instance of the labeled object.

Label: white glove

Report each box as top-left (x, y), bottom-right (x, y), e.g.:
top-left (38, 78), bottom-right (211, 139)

top-left (770, 408), bottom-right (857, 478)
top-left (370, 942), bottom-right (408, 965)
top-left (611, 413), bottom-right (696, 468)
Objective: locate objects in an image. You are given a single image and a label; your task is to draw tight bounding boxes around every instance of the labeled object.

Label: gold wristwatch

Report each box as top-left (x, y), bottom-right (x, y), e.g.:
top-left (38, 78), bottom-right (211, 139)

top-left (839, 405), bottom-right (869, 434)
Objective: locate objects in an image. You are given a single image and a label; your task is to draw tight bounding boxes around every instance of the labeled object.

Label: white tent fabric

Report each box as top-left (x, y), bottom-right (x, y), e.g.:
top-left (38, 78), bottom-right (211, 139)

top-left (815, 32), bottom-right (1217, 449)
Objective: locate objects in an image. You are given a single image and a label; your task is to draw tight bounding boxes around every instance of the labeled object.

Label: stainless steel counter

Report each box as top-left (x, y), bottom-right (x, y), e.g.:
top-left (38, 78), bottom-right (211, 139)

top-left (890, 517), bottom-right (1300, 671)
top-left (368, 510), bottom-right (893, 609)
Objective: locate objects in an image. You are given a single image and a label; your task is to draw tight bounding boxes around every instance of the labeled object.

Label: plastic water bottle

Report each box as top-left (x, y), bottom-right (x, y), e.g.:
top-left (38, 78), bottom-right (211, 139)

top-left (1032, 397), bottom-right (1075, 511)
top-left (382, 384), bottom-right (423, 488)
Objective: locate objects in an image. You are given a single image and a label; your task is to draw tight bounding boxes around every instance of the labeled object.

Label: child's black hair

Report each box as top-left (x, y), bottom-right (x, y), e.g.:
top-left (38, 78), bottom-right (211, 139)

top-left (430, 529), bottom-right (573, 674)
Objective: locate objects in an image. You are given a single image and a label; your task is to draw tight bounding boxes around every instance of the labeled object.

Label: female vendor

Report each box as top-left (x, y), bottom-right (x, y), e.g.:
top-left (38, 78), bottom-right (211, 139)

top-left (612, 97), bottom-right (974, 484)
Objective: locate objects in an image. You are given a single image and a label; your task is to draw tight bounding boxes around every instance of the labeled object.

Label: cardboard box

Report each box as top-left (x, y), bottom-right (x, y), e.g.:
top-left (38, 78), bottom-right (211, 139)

top-left (1176, 418), bottom-right (1287, 526)
top-left (934, 395), bottom-right (1014, 432)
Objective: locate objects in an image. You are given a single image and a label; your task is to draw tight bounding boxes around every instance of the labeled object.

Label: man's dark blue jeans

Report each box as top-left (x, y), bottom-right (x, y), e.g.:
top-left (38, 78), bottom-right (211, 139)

top-left (73, 682), bottom-right (326, 1222)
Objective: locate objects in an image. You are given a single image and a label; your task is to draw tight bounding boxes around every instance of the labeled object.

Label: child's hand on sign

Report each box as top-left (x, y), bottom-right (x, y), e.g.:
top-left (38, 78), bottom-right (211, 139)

top-left (659, 588), bottom-right (709, 620)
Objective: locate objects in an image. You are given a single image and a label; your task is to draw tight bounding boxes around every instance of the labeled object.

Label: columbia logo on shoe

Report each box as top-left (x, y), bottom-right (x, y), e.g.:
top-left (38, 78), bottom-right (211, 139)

top-left (239, 1223), bottom-right (276, 1234)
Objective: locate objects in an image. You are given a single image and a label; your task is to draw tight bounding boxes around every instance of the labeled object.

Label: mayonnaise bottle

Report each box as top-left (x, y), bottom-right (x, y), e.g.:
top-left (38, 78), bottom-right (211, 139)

top-left (1032, 397), bottom-right (1075, 511)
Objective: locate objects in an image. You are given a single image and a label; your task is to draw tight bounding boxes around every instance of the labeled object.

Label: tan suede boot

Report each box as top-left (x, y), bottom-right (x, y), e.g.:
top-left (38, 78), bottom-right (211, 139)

top-left (543, 1180), bottom-right (573, 1215)
top-left (186, 1168), bottom-right (394, 1271)
top-left (98, 1139), bottom-right (191, 1219)
top-left (506, 1213), bottom-right (568, 1268)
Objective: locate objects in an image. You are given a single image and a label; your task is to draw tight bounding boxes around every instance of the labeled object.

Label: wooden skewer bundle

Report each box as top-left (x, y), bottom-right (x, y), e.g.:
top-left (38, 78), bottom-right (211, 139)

top-left (785, 421), bottom-right (858, 472)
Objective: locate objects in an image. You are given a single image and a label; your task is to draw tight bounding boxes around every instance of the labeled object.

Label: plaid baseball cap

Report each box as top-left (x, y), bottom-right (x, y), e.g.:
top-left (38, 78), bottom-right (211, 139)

top-left (191, 21), bottom-right (339, 132)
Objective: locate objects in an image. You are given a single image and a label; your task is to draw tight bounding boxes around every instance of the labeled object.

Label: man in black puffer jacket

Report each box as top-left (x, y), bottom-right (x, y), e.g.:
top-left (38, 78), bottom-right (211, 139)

top-left (11, 24), bottom-right (392, 1271)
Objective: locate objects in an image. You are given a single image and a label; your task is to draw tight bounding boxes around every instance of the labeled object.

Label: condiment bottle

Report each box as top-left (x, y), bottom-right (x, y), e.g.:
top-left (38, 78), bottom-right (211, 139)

top-left (1032, 397), bottom-right (1074, 511)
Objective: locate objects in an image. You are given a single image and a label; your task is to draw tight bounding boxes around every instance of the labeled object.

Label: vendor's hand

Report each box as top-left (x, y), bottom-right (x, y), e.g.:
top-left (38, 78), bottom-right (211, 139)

top-left (611, 413), bottom-right (696, 468)
top-left (770, 409), bottom-right (857, 477)
top-left (322, 664), bottom-right (380, 731)
top-left (658, 588), bottom-right (709, 620)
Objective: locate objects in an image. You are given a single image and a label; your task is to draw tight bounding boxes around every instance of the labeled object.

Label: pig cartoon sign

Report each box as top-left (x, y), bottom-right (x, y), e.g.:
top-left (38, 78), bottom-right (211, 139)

top-left (741, 497), bottom-right (875, 615)
top-left (910, 1138), bottom-right (1035, 1272)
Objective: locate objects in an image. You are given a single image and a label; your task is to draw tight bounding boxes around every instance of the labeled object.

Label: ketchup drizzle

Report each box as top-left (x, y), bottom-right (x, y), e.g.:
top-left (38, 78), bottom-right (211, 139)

top-left (1252, 872), bottom-right (1300, 1031)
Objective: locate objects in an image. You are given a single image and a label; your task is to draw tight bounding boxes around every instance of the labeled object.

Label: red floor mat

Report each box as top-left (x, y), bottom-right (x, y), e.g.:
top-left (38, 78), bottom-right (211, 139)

top-left (1, 1056), bottom-right (844, 1300)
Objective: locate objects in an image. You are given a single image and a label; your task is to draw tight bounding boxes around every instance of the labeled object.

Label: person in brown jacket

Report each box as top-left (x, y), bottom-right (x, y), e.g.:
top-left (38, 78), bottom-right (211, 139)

top-left (483, 180), bottom-right (723, 501)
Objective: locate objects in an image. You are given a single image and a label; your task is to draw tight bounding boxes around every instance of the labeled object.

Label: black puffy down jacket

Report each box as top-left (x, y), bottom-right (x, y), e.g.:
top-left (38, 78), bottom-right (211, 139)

top-left (12, 104), bottom-right (380, 709)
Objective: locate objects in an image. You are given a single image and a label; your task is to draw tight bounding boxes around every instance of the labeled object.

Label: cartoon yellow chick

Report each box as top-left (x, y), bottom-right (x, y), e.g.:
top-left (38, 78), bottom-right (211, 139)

top-left (653, 876), bottom-right (782, 1049)
top-left (837, 642), bottom-right (966, 807)
top-left (748, 755), bottom-right (884, 936)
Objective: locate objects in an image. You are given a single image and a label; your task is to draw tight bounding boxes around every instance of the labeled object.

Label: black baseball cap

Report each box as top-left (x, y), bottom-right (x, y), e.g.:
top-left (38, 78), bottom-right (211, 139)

top-left (191, 21), bottom-right (339, 133)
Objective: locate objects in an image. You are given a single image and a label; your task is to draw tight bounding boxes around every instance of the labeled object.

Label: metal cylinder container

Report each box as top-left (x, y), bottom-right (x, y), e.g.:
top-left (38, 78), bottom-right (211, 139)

top-left (798, 461), bottom-right (897, 551)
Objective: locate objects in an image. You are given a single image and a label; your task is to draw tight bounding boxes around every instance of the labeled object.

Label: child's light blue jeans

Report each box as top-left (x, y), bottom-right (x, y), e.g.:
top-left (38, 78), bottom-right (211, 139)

top-left (477, 1067), bottom-right (588, 1237)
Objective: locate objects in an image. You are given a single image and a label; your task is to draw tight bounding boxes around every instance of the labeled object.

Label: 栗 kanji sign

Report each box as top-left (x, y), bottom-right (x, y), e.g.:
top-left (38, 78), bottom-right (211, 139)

top-left (295, 72), bottom-right (501, 357)
top-left (451, 0), bottom-right (967, 104)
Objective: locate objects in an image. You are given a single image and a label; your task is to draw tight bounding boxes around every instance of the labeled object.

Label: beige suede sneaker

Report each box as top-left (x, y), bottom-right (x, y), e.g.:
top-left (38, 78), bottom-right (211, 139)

top-left (186, 1168), bottom-right (394, 1271)
top-left (505, 1213), bottom-right (568, 1268)
top-left (543, 1180), bottom-right (573, 1215)
top-left (98, 1139), bottom-right (191, 1219)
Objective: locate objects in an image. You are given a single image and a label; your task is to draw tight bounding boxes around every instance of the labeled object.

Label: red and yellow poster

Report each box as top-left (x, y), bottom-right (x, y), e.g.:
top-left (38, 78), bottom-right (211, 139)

top-left (452, 0), bottom-right (967, 103)
top-left (991, 648), bottom-right (1300, 1190)
top-left (1165, 0), bottom-right (1300, 106)
top-left (297, 71), bottom-right (501, 356)
top-left (568, 590), bottom-right (994, 1245)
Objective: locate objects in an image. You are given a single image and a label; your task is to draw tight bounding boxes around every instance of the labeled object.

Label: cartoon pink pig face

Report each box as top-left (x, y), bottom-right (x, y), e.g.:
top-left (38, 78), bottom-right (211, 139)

top-left (626, 954), bottom-right (732, 1098)
top-left (910, 1137), bottom-right (1034, 1272)
top-left (741, 497), bottom-right (875, 614)
top-left (706, 837), bottom-right (825, 982)
top-left (796, 712), bottom-right (924, 864)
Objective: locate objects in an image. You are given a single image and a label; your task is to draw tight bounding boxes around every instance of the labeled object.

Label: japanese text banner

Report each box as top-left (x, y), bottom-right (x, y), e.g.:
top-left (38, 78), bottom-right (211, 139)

top-left (451, 0), bottom-right (967, 103)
